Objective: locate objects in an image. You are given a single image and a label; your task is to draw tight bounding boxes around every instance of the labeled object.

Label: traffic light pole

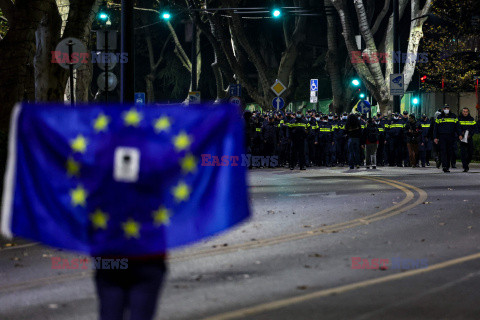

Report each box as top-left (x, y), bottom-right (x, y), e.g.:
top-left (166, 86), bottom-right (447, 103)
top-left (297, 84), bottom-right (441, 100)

top-left (121, 0), bottom-right (134, 103)
top-left (67, 40), bottom-right (75, 106)
top-left (191, 21), bottom-right (197, 92)
top-left (105, 29), bottom-right (109, 104)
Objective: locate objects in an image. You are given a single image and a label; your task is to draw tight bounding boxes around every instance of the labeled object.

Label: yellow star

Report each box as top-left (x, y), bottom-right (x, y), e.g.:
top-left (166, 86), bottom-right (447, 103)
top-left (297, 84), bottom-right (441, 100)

top-left (71, 135), bottom-right (88, 154)
top-left (93, 113), bottom-right (110, 132)
top-left (152, 206), bottom-right (171, 226)
top-left (172, 181), bottom-right (191, 202)
top-left (66, 157), bottom-right (80, 177)
top-left (154, 116), bottom-right (171, 133)
top-left (123, 108), bottom-right (142, 127)
top-left (173, 131), bottom-right (192, 152)
top-left (122, 218), bottom-right (141, 239)
top-left (90, 209), bottom-right (109, 229)
top-left (70, 185), bottom-right (88, 207)
top-left (180, 153), bottom-right (197, 174)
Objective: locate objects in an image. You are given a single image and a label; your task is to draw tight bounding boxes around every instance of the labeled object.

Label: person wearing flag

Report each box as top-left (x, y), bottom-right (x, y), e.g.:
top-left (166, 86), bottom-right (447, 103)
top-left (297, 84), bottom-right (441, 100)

top-left (1, 103), bottom-right (250, 320)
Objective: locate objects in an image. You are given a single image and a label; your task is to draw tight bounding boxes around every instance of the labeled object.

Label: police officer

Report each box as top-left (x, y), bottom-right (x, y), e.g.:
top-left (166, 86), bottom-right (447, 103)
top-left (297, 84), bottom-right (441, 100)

top-left (305, 112), bottom-right (317, 167)
top-left (433, 104), bottom-right (461, 173)
top-left (458, 107), bottom-right (478, 172)
top-left (327, 113), bottom-right (337, 166)
top-left (387, 113), bottom-right (405, 167)
top-left (334, 113), bottom-right (348, 167)
top-left (376, 112), bottom-right (388, 166)
top-left (432, 109), bottom-right (442, 168)
top-left (276, 112), bottom-right (288, 167)
top-left (418, 114), bottom-right (432, 167)
top-left (317, 115), bottom-right (334, 166)
top-left (288, 110), bottom-right (309, 170)
top-left (262, 115), bottom-right (278, 166)
top-left (251, 113), bottom-right (264, 160)
top-left (401, 110), bottom-right (410, 166)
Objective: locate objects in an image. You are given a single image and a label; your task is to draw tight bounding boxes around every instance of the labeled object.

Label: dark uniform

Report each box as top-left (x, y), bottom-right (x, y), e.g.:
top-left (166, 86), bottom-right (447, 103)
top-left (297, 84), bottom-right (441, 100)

top-left (305, 115), bottom-right (317, 167)
top-left (387, 114), bottom-right (405, 167)
top-left (433, 107), bottom-right (461, 172)
top-left (288, 113), bottom-right (309, 170)
top-left (262, 117), bottom-right (278, 163)
top-left (377, 115), bottom-right (389, 166)
top-left (334, 114), bottom-right (348, 167)
top-left (276, 114), bottom-right (289, 167)
top-left (458, 111), bottom-right (478, 172)
top-left (317, 116), bottom-right (334, 166)
top-left (418, 115), bottom-right (432, 167)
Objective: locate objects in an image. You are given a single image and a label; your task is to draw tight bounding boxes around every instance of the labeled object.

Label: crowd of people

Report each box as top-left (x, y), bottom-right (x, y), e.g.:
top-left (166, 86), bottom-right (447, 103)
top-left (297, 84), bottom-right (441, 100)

top-left (243, 104), bottom-right (479, 172)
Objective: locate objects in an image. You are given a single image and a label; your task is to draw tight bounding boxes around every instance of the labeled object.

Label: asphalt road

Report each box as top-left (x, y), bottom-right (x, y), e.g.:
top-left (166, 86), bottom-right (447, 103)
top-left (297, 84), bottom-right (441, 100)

top-left (1, 164), bottom-right (480, 320)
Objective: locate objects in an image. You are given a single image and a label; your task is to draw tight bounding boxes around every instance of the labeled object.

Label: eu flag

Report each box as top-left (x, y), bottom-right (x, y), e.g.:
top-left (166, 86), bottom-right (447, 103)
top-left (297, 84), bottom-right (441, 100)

top-left (1, 103), bottom-right (249, 256)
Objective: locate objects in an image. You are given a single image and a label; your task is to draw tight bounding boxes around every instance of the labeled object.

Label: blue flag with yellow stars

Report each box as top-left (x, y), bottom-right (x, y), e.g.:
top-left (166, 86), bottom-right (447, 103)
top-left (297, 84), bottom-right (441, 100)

top-left (1, 103), bottom-right (249, 256)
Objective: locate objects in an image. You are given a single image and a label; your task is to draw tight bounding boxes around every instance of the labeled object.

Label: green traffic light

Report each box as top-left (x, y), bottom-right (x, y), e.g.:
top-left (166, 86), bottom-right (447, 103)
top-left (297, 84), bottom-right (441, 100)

top-left (98, 12), bottom-right (109, 21)
top-left (352, 79), bottom-right (360, 86)
top-left (360, 93), bottom-right (365, 98)
top-left (161, 12), bottom-right (171, 20)
top-left (272, 9), bottom-right (281, 18)
top-left (412, 98), bottom-right (419, 105)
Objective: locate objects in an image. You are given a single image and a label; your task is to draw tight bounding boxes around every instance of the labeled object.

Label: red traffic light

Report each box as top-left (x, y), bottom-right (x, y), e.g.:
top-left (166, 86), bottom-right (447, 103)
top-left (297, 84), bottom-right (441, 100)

top-left (420, 75), bottom-right (427, 82)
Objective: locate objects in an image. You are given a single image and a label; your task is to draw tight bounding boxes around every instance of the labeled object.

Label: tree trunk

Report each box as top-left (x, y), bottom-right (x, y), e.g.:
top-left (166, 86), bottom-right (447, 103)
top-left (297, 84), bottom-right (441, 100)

top-left (0, 0), bottom-right (50, 128)
top-left (325, 0), bottom-right (346, 114)
top-left (34, 0), bottom-right (65, 102)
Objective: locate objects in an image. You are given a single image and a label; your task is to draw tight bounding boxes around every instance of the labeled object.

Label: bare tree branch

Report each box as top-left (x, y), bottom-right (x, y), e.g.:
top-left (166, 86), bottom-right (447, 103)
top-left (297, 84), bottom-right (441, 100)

top-left (0, 0), bottom-right (14, 22)
top-left (371, 0), bottom-right (390, 36)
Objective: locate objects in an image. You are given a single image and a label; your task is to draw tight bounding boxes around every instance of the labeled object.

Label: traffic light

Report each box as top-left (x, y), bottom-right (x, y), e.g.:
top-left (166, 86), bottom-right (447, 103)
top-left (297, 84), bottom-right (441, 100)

top-left (420, 75), bottom-right (427, 83)
top-left (359, 93), bottom-right (365, 99)
top-left (412, 97), bottom-right (419, 105)
top-left (161, 11), bottom-right (171, 20)
top-left (272, 9), bottom-right (282, 18)
top-left (98, 11), bottom-right (109, 22)
top-left (351, 79), bottom-right (360, 86)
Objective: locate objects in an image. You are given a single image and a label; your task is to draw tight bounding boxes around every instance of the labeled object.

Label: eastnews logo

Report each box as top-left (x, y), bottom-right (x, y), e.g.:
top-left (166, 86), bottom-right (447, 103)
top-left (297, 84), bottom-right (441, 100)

top-left (51, 51), bottom-right (128, 64)
top-left (351, 257), bottom-right (428, 270)
top-left (51, 257), bottom-right (128, 270)
top-left (351, 51), bottom-right (428, 64)
top-left (201, 154), bottom-right (279, 167)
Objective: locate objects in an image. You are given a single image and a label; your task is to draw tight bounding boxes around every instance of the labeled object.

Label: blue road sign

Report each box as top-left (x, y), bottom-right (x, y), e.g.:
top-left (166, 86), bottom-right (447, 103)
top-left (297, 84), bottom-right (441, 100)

top-left (357, 100), bottom-right (371, 114)
top-left (310, 79), bottom-right (318, 92)
top-left (229, 84), bottom-right (242, 97)
top-left (134, 92), bottom-right (146, 106)
top-left (272, 97), bottom-right (285, 110)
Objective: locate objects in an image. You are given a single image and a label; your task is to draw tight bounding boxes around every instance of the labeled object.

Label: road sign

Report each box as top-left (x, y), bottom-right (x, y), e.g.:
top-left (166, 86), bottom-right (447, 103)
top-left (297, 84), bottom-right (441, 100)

top-left (357, 100), bottom-right (371, 114)
top-left (310, 96), bottom-right (318, 103)
top-left (272, 97), bottom-right (285, 110)
top-left (270, 79), bottom-right (287, 96)
top-left (97, 72), bottom-right (118, 91)
top-left (229, 96), bottom-right (241, 106)
top-left (390, 73), bottom-right (404, 96)
top-left (188, 91), bottom-right (201, 104)
top-left (229, 84), bottom-right (242, 97)
top-left (310, 79), bottom-right (318, 92)
top-left (134, 92), bottom-right (146, 106)
top-left (54, 37), bottom-right (88, 70)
